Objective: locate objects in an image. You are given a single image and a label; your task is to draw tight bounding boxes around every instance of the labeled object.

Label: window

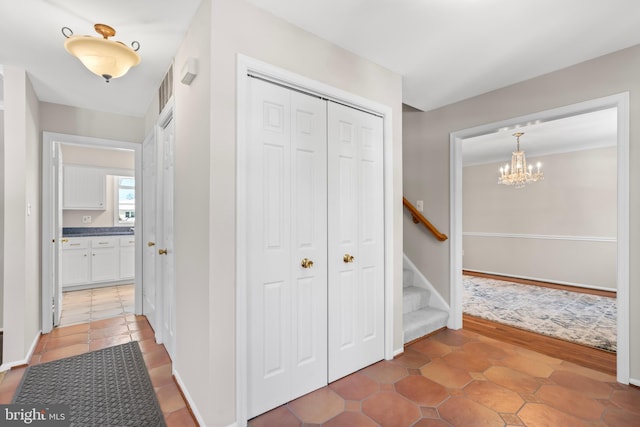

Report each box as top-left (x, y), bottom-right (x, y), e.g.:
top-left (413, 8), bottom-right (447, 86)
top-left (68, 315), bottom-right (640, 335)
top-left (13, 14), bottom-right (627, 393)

top-left (114, 176), bottom-right (135, 225)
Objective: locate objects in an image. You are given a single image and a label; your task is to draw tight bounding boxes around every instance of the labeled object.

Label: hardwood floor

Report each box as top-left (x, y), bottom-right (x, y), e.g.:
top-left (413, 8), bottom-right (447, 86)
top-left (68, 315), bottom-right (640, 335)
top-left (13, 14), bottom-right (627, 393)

top-left (462, 271), bottom-right (617, 376)
top-left (464, 314), bottom-right (617, 376)
top-left (463, 270), bottom-right (616, 298)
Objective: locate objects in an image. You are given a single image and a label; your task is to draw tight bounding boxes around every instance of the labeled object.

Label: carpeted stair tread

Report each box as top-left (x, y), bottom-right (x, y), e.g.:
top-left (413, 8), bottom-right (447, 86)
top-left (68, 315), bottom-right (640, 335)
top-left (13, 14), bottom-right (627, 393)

top-left (403, 307), bottom-right (449, 343)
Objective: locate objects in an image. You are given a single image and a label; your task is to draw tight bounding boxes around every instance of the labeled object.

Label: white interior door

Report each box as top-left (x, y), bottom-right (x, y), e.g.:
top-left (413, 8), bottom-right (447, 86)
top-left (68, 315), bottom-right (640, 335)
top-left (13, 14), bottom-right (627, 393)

top-left (247, 78), bottom-right (328, 417)
top-left (158, 115), bottom-right (176, 359)
top-left (142, 131), bottom-right (159, 334)
top-left (54, 143), bottom-right (64, 325)
top-left (327, 102), bottom-right (385, 382)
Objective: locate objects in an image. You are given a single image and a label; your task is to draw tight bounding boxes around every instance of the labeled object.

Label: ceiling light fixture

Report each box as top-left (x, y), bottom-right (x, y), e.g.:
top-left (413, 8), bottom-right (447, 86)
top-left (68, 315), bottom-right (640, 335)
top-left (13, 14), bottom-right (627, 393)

top-left (62, 24), bottom-right (141, 83)
top-left (498, 132), bottom-right (543, 188)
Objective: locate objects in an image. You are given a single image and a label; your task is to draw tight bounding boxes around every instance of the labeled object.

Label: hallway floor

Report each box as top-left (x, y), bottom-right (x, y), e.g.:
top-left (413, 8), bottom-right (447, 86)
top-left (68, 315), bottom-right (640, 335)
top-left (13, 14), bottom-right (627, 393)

top-left (59, 284), bottom-right (135, 326)
top-left (0, 314), bottom-right (197, 427)
top-left (250, 329), bottom-right (640, 426)
top-left (1, 320), bottom-right (639, 426)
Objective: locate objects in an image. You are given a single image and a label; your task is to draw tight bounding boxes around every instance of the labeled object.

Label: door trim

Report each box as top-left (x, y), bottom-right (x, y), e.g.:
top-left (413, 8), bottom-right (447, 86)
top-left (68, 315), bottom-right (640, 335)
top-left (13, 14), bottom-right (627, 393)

top-left (41, 132), bottom-right (142, 333)
top-left (449, 92), bottom-right (630, 384)
top-left (236, 54), bottom-right (395, 425)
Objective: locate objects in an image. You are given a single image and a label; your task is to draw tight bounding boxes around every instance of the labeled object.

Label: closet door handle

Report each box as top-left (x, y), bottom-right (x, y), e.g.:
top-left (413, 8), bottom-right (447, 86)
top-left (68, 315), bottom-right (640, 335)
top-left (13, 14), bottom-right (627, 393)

top-left (301, 258), bottom-right (314, 269)
top-left (343, 254), bottom-right (355, 263)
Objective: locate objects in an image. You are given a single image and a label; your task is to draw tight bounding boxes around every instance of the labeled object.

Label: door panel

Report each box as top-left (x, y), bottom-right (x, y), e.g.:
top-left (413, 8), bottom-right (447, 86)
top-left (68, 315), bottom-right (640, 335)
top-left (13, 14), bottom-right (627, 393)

top-left (142, 132), bottom-right (158, 333)
top-left (159, 116), bottom-right (176, 359)
top-left (247, 78), bottom-right (327, 417)
top-left (328, 102), bottom-right (384, 383)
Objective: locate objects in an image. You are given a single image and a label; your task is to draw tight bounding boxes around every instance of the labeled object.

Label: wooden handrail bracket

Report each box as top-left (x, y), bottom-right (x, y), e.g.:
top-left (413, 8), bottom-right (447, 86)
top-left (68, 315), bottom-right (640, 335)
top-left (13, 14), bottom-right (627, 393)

top-left (403, 197), bottom-right (448, 241)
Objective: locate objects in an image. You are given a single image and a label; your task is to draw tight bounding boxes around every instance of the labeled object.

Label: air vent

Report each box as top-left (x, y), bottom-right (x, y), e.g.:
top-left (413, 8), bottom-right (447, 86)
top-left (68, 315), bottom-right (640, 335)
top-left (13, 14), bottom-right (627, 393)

top-left (159, 64), bottom-right (173, 113)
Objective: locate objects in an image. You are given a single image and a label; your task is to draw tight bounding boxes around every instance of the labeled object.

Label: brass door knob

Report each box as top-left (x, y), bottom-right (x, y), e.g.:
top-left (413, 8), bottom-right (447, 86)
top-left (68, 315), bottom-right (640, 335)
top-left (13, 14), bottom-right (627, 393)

top-left (343, 254), bottom-right (355, 263)
top-left (147, 241), bottom-right (156, 247)
top-left (158, 248), bottom-right (168, 255)
top-left (301, 258), bottom-right (314, 269)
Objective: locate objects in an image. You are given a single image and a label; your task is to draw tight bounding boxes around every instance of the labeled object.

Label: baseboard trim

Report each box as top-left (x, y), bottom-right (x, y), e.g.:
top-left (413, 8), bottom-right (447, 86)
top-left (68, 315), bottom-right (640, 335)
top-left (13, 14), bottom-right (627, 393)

top-left (630, 378), bottom-right (640, 388)
top-left (393, 347), bottom-right (404, 358)
top-left (173, 368), bottom-right (207, 427)
top-left (463, 269), bottom-right (616, 294)
top-left (0, 330), bottom-right (41, 372)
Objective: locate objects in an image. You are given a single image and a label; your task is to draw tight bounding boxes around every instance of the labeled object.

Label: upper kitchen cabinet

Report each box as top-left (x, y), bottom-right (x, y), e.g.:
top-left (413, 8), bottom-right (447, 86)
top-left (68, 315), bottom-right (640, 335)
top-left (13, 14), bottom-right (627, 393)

top-left (63, 165), bottom-right (106, 210)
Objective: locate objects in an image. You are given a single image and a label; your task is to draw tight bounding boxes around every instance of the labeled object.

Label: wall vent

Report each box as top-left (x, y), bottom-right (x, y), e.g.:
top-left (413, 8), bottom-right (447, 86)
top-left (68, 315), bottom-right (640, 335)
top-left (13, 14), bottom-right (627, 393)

top-left (159, 64), bottom-right (173, 113)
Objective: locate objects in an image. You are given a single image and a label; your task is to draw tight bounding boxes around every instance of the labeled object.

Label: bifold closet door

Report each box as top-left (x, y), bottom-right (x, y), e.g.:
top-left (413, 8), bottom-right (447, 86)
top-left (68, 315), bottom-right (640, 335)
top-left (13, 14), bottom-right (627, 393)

top-left (327, 101), bottom-right (385, 383)
top-left (247, 78), bottom-right (328, 418)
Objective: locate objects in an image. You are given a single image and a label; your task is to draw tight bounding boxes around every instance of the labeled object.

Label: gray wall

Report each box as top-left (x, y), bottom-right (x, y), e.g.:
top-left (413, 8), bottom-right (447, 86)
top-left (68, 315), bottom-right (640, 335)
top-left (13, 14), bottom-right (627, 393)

top-left (463, 146), bottom-right (617, 290)
top-left (2, 66), bottom-right (41, 365)
top-left (403, 44), bottom-right (640, 381)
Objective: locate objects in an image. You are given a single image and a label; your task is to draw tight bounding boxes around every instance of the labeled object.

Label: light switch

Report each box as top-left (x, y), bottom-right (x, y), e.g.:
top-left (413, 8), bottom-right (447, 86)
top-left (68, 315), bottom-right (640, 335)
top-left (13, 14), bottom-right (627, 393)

top-left (416, 200), bottom-right (424, 212)
top-left (82, 215), bottom-right (92, 224)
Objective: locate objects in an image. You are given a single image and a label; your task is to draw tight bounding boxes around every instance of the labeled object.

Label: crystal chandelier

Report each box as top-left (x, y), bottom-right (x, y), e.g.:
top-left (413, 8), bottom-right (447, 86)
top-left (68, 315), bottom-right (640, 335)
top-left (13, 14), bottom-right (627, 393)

top-left (498, 132), bottom-right (543, 188)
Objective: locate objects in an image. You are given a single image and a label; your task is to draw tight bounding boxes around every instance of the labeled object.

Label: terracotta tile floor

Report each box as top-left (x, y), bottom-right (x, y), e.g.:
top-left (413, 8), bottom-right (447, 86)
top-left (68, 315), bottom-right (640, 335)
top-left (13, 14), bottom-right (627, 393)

top-left (250, 329), bottom-right (640, 427)
top-left (59, 284), bottom-right (135, 326)
top-left (0, 314), bottom-right (197, 427)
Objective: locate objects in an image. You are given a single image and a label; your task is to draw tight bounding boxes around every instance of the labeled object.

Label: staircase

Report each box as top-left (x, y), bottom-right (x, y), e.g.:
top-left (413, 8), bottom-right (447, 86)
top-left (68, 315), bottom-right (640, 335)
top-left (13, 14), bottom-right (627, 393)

top-left (403, 257), bottom-right (449, 344)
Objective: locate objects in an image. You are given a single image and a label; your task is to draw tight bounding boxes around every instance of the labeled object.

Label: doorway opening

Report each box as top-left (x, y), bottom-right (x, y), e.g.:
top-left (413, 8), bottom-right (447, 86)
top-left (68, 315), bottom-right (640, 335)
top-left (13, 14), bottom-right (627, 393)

top-left (450, 93), bottom-right (630, 384)
top-left (41, 132), bottom-right (142, 335)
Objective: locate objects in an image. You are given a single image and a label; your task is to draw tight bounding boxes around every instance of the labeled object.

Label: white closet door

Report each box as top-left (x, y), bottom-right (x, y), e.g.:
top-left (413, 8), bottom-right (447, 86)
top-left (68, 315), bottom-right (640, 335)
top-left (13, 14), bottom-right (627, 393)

top-left (247, 78), bottom-right (328, 417)
top-left (327, 102), bottom-right (384, 382)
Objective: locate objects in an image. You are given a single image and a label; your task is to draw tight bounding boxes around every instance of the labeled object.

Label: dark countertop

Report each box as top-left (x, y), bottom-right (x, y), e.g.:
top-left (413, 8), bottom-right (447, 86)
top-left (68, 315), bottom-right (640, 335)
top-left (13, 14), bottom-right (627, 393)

top-left (63, 227), bottom-right (135, 237)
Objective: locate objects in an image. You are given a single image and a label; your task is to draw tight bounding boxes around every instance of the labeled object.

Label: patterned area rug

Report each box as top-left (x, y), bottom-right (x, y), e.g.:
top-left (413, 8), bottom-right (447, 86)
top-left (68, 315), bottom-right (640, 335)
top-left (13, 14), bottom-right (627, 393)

top-left (12, 341), bottom-right (166, 426)
top-left (463, 275), bottom-right (617, 352)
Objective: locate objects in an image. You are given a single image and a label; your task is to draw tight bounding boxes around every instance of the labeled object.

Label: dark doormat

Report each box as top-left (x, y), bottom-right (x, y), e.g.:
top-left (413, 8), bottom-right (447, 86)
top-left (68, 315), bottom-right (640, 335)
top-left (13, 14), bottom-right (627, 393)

top-left (12, 341), bottom-right (166, 427)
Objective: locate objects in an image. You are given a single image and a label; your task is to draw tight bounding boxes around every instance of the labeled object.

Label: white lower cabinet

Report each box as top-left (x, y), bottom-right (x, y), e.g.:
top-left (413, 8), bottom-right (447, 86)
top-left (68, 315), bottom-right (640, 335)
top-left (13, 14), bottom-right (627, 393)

top-left (119, 237), bottom-right (136, 280)
top-left (61, 239), bottom-right (90, 286)
top-left (61, 236), bottom-right (135, 288)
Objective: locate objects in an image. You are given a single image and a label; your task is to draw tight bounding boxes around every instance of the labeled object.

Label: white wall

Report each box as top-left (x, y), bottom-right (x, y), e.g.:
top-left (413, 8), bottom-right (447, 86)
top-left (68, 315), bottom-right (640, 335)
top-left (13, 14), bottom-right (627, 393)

top-left (2, 66), bottom-right (41, 366)
top-left (61, 145), bottom-right (135, 228)
top-left (167, 0), bottom-right (403, 425)
top-left (0, 111), bottom-right (4, 330)
top-left (40, 102), bottom-right (144, 143)
top-left (403, 44), bottom-right (640, 382)
top-left (463, 147), bottom-right (617, 290)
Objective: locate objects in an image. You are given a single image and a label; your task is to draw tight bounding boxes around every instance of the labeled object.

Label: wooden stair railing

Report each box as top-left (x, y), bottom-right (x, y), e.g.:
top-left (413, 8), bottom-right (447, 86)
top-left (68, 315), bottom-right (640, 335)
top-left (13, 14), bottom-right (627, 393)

top-left (403, 197), bottom-right (448, 242)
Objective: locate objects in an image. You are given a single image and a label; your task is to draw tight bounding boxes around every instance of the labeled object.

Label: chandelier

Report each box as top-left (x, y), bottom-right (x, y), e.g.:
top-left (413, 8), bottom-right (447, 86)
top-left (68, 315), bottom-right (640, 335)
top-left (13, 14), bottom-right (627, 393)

top-left (498, 132), bottom-right (543, 188)
top-left (62, 24), bottom-right (141, 83)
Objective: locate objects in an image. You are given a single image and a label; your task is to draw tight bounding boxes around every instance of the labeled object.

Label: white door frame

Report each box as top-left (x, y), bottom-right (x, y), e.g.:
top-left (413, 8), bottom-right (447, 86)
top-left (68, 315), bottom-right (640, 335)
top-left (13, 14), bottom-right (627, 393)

top-left (449, 92), bottom-right (630, 384)
top-left (236, 54), bottom-right (395, 425)
top-left (41, 132), bottom-right (143, 333)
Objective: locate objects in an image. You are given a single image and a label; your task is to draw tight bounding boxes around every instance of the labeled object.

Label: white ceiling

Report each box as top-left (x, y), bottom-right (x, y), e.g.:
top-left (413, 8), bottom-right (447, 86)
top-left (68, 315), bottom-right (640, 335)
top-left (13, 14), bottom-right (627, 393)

top-left (0, 0), bottom-right (202, 117)
top-left (462, 107), bottom-right (618, 167)
top-left (247, 0), bottom-right (640, 112)
top-left (0, 0), bottom-right (638, 118)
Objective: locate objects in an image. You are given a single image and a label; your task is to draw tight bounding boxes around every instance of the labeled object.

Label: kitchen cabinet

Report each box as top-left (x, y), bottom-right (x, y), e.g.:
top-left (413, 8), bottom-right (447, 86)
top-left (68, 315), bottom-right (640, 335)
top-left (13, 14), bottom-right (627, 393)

top-left (61, 238), bottom-right (90, 286)
top-left (61, 235), bottom-right (135, 288)
top-left (90, 238), bottom-right (118, 282)
top-left (119, 237), bottom-right (136, 280)
top-left (63, 165), bottom-right (106, 210)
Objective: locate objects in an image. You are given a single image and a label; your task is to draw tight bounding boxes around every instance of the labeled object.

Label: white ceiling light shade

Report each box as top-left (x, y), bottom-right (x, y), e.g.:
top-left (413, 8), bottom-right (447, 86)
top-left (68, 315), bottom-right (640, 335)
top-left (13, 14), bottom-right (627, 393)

top-left (62, 24), bottom-right (141, 82)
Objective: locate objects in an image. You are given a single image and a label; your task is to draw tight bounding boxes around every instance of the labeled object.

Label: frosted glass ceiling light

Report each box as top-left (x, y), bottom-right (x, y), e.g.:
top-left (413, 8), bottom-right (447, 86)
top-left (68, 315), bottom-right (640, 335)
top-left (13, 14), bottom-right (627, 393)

top-left (498, 132), bottom-right (544, 188)
top-left (62, 24), bottom-right (141, 83)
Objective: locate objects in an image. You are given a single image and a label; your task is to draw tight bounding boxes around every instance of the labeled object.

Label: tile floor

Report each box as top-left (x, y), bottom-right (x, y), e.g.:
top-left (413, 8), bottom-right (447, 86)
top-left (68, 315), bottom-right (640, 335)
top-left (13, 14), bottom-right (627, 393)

top-left (1, 319), bottom-right (639, 426)
top-left (0, 314), bottom-right (197, 427)
top-left (250, 329), bottom-right (640, 427)
top-left (59, 284), bottom-right (135, 326)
